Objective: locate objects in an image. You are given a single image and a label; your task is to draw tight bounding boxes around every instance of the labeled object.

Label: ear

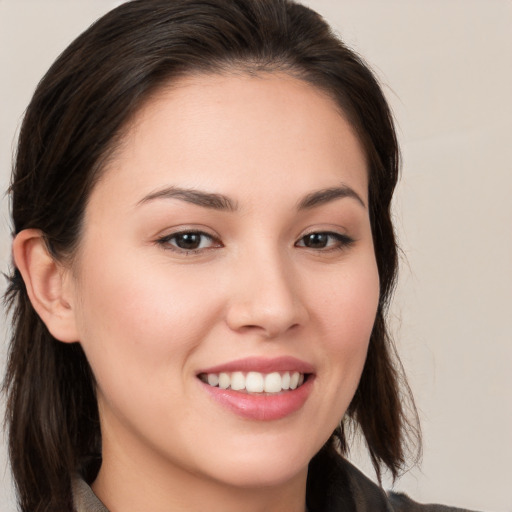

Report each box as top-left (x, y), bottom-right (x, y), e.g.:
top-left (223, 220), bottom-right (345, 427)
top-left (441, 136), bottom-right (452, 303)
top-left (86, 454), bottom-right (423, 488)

top-left (12, 229), bottom-right (79, 343)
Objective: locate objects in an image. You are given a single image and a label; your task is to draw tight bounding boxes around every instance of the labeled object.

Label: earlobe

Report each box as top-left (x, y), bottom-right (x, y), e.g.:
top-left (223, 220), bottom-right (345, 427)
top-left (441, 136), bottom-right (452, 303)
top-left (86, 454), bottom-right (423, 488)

top-left (12, 229), bottom-right (79, 343)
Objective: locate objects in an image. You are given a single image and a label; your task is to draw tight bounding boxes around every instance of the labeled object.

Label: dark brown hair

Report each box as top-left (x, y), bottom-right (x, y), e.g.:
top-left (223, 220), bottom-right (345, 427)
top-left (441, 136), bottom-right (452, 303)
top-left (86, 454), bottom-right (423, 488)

top-left (4, 0), bottom-right (419, 510)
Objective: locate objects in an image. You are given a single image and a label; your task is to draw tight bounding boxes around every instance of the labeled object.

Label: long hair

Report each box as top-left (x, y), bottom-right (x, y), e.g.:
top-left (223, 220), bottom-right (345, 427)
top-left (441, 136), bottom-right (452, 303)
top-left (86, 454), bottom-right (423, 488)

top-left (4, 1), bottom-right (420, 510)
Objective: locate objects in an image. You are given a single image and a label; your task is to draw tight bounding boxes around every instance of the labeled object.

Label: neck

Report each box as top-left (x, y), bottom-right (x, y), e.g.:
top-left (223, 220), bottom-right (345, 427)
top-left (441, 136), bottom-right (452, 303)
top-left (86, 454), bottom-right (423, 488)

top-left (92, 423), bottom-right (308, 512)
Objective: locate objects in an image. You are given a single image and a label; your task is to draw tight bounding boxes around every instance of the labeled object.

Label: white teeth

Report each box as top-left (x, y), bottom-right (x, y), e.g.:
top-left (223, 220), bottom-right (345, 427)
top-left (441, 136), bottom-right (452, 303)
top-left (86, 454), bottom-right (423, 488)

top-left (230, 371), bottom-right (245, 391)
top-left (207, 373), bottom-right (219, 387)
top-left (289, 372), bottom-right (300, 390)
top-left (201, 370), bottom-right (307, 394)
top-left (218, 372), bottom-right (230, 389)
top-left (264, 372), bottom-right (282, 393)
top-left (245, 372), bottom-right (264, 393)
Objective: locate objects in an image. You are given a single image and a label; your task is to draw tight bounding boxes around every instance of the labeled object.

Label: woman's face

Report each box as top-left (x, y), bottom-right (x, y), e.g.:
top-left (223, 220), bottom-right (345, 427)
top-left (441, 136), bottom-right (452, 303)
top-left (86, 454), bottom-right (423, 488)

top-left (68, 73), bottom-right (379, 490)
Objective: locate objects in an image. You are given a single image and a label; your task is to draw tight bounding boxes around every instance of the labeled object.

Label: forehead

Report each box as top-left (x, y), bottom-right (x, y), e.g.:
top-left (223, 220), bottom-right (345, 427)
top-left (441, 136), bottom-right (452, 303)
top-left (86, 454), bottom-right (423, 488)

top-left (93, 72), bottom-right (368, 208)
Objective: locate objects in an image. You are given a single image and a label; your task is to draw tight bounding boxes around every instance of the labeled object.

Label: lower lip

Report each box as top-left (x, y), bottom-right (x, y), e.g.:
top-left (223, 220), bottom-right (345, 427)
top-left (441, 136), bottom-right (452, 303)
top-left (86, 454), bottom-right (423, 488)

top-left (199, 376), bottom-right (314, 421)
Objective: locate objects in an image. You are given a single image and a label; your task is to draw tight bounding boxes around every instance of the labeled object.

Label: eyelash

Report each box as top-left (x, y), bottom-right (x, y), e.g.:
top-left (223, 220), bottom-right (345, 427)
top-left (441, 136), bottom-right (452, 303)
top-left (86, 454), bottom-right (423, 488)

top-left (295, 231), bottom-right (355, 251)
top-left (155, 230), bottom-right (354, 254)
top-left (156, 230), bottom-right (221, 254)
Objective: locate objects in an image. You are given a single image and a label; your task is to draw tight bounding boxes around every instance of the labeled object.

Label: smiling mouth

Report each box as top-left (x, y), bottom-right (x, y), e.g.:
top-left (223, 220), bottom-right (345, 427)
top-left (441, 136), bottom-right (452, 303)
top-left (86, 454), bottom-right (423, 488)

top-left (198, 371), bottom-right (308, 394)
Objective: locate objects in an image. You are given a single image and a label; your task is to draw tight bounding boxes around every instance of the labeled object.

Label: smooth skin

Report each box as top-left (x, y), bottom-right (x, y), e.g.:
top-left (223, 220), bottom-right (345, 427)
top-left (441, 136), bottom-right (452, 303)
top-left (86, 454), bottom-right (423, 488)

top-left (14, 73), bottom-right (380, 512)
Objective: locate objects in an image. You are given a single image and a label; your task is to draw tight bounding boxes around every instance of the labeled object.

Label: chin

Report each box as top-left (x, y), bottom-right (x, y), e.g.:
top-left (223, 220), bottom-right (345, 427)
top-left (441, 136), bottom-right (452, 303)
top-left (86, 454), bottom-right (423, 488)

top-left (197, 438), bottom-right (314, 489)
top-left (214, 460), bottom-right (307, 489)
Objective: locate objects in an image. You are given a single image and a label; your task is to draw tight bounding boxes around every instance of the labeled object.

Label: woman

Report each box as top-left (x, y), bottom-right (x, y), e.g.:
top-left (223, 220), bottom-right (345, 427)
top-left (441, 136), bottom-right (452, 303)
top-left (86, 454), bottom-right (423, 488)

top-left (3, 0), bottom-right (479, 511)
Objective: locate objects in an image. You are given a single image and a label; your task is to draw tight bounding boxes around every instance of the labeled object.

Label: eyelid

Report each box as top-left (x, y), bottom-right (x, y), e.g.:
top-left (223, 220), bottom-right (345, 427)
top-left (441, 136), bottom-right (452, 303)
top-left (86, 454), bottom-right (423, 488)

top-left (155, 227), bottom-right (223, 254)
top-left (295, 230), bottom-right (355, 250)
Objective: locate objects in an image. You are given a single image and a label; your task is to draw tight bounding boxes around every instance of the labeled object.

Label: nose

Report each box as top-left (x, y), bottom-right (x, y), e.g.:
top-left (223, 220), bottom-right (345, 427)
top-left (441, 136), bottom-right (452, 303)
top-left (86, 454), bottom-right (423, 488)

top-left (225, 248), bottom-right (308, 338)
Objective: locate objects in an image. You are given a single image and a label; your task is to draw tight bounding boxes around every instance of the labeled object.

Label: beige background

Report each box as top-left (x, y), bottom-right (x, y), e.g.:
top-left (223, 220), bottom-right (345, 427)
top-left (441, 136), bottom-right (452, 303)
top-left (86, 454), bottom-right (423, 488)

top-left (1, 1), bottom-right (511, 511)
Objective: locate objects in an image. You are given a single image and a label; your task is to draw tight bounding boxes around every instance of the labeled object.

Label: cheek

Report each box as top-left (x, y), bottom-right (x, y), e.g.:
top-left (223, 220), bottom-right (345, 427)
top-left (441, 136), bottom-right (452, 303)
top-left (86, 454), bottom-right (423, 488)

top-left (71, 246), bottom-right (223, 388)
top-left (320, 255), bottom-right (380, 342)
top-left (315, 254), bottom-right (380, 388)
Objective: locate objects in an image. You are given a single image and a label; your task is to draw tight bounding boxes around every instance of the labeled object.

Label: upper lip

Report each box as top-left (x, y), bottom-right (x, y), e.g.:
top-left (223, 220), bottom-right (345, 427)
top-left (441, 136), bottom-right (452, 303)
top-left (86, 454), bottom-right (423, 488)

top-left (196, 356), bottom-right (315, 375)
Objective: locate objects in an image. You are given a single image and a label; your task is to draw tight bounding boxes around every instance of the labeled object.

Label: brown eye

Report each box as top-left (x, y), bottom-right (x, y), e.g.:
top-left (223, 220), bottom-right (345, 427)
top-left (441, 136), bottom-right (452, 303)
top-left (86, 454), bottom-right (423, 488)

top-left (157, 231), bottom-right (221, 252)
top-left (173, 233), bottom-right (204, 250)
top-left (302, 233), bottom-right (329, 248)
top-left (296, 232), bottom-right (354, 250)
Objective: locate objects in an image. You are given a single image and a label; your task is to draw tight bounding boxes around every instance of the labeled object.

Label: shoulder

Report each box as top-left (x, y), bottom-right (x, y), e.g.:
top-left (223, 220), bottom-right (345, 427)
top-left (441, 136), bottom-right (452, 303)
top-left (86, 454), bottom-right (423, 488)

top-left (307, 448), bottom-right (481, 512)
top-left (387, 492), bottom-right (479, 512)
top-left (343, 458), bottom-right (480, 512)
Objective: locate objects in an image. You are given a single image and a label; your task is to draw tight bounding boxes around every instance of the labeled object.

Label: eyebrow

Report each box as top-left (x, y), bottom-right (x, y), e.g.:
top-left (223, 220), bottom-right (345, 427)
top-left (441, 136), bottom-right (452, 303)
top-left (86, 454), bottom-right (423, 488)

top-left (297, 185), bottom-right (366, 210)
top-left (137, 186), bottom-right (237, 211)
top-left (137, 184), bottom-right (366, 212)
